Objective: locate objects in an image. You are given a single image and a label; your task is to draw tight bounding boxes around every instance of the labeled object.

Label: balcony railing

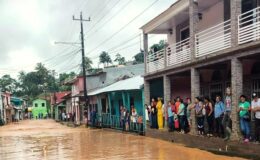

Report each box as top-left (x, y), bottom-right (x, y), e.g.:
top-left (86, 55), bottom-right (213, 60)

top-left (146, 49), bottom-right (165, 73)
top-left (195, 20), bottom-right (231, 57)
top-left (238, 6), bottom-right (260, 44)
top-left (167, 38), bottom-right (191, 66)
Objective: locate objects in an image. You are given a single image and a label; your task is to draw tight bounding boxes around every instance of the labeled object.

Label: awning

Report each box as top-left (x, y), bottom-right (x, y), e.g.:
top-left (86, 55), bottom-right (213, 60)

top-left (88, 75), bottom-right (143, 96)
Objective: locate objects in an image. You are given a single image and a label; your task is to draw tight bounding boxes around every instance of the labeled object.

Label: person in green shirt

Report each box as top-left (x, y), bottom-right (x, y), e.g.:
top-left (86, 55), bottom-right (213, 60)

top-left (238, 95), bottom-right (251, 143)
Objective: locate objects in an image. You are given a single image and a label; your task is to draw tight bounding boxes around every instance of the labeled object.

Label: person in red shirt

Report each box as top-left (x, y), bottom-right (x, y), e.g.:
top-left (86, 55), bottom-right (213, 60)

top-left (175, 97), bottom-right (181, 114)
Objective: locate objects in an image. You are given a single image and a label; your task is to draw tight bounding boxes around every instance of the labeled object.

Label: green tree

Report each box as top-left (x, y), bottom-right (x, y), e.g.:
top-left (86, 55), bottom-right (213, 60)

top-left (83, 56), bottom-right (93, 70)
top-left (133, 50), bottom-right (144, 64)
top-left (35, 63), bottom-right (49, 81)
top-left (99, 51), bottom-right (112, 67)
top-left (58, 72), bottom-right (76, 91)
top-left (149, 40), bottom-right (166, 53)
top-left (114, 53), bottom-right (126, 65)
top-left (0, 74), bottom-right (16, 92)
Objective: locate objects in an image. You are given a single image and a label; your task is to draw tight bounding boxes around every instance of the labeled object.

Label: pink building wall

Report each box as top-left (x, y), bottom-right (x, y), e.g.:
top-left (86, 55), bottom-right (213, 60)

top-left (72, 76), bottom-right (84, 96)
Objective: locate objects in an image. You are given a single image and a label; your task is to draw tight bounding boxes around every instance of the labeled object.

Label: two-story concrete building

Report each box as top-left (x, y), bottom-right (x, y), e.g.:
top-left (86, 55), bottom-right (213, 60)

top-left (141, 0), bottom-right (260, 139)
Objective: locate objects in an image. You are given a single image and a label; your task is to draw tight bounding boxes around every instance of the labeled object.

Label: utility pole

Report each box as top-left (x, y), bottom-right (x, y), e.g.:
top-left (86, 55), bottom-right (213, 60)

top-left (73, 12), bottom-right (90, 121)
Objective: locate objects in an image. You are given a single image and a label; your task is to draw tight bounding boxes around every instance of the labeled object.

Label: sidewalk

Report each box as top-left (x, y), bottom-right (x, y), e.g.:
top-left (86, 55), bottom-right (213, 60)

top-left (146, 128), bottom-right (260, 160)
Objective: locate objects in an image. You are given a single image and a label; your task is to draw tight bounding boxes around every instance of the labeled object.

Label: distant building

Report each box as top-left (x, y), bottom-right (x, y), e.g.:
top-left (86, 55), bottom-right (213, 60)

top-left (1, 92), bottom-right (12, 123)
top-left (50, 91), bottom-right (71, 121)
top-left (32, 99), bottom-right (47, 119)
top-left (11, 97), bottom-right (24, 121)
top-left (0, 92), bottom-right (4, 125)
top-left (63, 63), bottom-right (145, 126)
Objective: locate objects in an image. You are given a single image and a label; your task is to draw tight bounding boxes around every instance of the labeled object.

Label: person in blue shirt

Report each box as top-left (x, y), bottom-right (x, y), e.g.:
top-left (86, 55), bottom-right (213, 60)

top-left (214, 95), bottom-right (225, 138)
top-left (167, 101), bottom-right (174, 132)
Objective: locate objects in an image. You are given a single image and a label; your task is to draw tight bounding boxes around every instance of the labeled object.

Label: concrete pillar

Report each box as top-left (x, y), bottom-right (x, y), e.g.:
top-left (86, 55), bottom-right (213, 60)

top-left (191, 67), bottom-right (200, 134)
top-left (108, 93), bottom-right (112, 126)
top-left (189, 0), bottom-right (199, 60)
top-left (231, 58), bottom-right (243, 140)
top-left (163, 75), bottom-right (171, 129)
top-left (163, 75), bottom-right (171, 106)
top-left (230, 0), bottom-right (241, 47)
top-left (143, 33), bottom-right (148, 73)
top-left (144, 79), bottom-right (150, 107)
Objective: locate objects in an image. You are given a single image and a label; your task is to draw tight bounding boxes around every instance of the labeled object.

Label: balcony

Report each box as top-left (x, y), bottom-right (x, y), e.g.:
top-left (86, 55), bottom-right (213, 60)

top-left (195, 20), bottom-right (231, 57)
top-left (144, 3), bottom-right (260, 75)
top-left (146, 49), bottom-right (165, 73)
top-left (238, 6), bottom-right (260, 45)
top-left (167, 38), bottom-right (191, 66)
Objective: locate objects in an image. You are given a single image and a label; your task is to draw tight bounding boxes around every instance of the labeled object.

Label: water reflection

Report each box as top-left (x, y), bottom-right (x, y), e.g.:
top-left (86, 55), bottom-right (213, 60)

top-left (0, 120), bottom-right (245, 160)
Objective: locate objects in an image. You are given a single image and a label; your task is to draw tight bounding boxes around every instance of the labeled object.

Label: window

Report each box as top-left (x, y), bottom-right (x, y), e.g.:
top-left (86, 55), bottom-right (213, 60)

top-left (42, 103), bottom-right (45, 107)
top-left (35, 103), bottom-right (38, 107)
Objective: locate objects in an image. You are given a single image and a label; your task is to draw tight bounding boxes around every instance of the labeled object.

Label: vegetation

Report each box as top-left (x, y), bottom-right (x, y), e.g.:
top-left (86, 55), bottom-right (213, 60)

top-left (99, 51), bottom-right (112, 67)
top-left (0, 63), bottom-right (76, 99)
top-left (133, 50), bottom-right (144, 64)
top-left (114, 53), bottom-right (126, 65)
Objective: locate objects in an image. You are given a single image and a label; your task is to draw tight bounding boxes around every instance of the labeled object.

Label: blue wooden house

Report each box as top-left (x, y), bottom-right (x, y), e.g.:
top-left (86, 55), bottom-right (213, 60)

top-left (88, 75), bottom-right (144, 131)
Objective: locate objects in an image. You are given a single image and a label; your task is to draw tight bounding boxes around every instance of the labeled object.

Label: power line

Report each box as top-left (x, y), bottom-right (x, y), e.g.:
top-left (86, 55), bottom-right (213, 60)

top-left (90, 34), bottom-right (157, 60)
top-left (87, 0), bottom-right (133, 38)
top-left (44, 48), bottom-right (81, 66)
top-left (87, 0), bottom-right (159, 56)
top-left (85, 0), bottom-right (122, 35)
top-left (46, 49), bottom-right (81, 68)
top-left (106, 33), bottom-right (140, 52)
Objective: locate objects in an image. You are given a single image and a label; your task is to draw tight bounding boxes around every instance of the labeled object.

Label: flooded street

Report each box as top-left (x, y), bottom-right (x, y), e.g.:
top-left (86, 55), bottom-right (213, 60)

top-left (0, 120), bottom-right (245, 160)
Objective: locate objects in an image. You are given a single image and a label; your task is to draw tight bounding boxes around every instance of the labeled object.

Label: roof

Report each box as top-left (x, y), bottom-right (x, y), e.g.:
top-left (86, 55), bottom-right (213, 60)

top-left (86, 63), bottom-right (144, 92)
top-left (88, 75), bottom-right (144, 96)
top-left (54, 91), bottom-right (71, 105)
top-left (140, 0), bottom-right (189, 34)
top-left (63, 76), bottom-right (83, 85)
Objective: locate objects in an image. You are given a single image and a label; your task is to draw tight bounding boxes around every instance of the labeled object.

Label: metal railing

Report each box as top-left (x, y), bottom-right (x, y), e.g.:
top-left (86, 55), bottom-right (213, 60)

top-left (101, 113), bottom-right (111, 127)
top-left (238, 6), bottom-right (260, 44)
top-left (195, 20), bottom-right (231, 57)
top-left (146, 49), bottom-right (165, 73)
top-left (97, 113), bottom-right (144, 134)
top-left (111, 115), bottom-right (122, 130)
top-left (167, 38), bottom-right (191, 66)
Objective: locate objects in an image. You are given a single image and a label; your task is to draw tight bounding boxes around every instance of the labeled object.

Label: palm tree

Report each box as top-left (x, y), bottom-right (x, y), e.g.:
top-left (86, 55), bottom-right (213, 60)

top-left (99, 51), bottom-right (112, 67)
top-left (83, 56), bottom-right (93, 70)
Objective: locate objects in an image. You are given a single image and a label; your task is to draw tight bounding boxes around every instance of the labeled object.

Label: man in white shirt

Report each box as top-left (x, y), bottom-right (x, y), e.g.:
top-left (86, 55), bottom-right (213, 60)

top-left (251, 93), bottom-right (260, 142)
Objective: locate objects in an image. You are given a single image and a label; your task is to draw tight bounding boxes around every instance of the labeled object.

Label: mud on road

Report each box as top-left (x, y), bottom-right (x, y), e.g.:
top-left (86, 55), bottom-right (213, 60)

top-left (0, 120), bottom-right (246, 160)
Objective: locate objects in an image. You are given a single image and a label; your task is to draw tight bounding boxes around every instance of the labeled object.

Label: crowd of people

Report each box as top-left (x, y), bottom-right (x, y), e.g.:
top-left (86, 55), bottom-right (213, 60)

top-left (119, 105), bottom-right (143, 131)
top-left (146, 87), bottom-right (260, 143)
top-left (59, 111), bottom-right (76, 122)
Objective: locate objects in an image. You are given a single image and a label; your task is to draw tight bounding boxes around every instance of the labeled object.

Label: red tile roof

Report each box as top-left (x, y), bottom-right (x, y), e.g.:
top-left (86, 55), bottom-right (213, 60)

top-left (54, 91), bottom-right (71, 105)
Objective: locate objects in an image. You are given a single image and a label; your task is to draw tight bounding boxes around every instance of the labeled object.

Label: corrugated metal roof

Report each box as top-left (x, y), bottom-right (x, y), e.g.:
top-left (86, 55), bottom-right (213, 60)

top-left (88, 75), bottom-right (143, 96)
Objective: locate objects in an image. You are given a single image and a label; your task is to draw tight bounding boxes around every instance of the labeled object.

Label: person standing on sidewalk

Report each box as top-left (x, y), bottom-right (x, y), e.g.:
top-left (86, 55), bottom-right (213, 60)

top-left (214, 96), bottom-right (225, 138)
top-left (204, 97), bottom-right (214, 137)
top-left (157, 97), bottom-right (164, 130)
top-left (167, 101), bottom-right (174, 132)
top-left (238, 95), bottom-right (251, 143)
top-left (177, 99), bottom-right (186, 134)
top-left (223, 87), bottom-right (232, 141)
top-left (195, 97), bottom-right (204, 136)
top-left (251, 93), bottom-right (260, 143)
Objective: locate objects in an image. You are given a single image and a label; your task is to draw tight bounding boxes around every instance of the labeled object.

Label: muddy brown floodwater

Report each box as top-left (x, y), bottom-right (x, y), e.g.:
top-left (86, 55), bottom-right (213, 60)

top-left (0, 120), bottom-right (246, 160)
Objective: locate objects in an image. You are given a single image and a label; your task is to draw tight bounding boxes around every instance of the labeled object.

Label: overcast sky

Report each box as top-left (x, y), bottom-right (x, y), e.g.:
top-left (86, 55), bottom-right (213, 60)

top-left (0, 0), bottom-right (175, 78)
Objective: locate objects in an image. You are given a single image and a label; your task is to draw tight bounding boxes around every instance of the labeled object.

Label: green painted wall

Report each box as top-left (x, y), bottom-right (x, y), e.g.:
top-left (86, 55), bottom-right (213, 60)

top-left (32, 99), bottom-right (47, 118)
top-left (108, 90), bottom-right (144, 117)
